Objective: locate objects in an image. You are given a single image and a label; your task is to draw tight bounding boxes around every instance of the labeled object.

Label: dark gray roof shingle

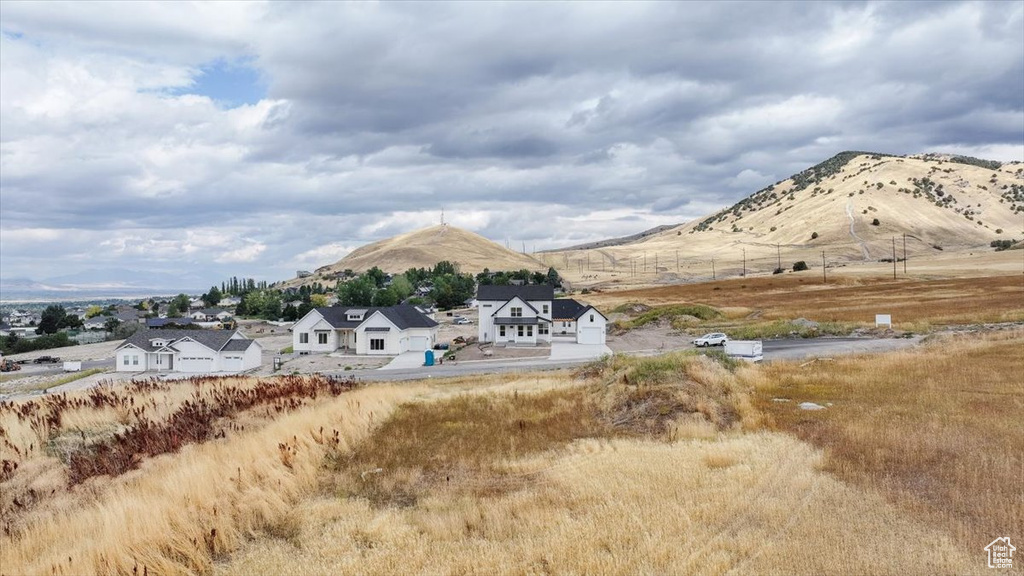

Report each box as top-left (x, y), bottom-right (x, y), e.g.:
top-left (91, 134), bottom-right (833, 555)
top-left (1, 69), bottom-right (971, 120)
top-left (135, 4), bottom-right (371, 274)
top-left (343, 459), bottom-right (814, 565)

top-left (477, 285), bottom-right (554, 302)
top-left (313, 305), bottom-right (438, 330)
top-left (118, 329), bottom-right (252, 353)
top-left (551, 299), bottom-right (586, 320)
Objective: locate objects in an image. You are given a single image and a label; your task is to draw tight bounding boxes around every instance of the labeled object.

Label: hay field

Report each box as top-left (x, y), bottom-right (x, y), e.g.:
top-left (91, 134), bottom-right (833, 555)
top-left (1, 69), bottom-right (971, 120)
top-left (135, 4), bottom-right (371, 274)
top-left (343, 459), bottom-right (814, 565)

top-left (588, 273), bottom-right (1024, 327)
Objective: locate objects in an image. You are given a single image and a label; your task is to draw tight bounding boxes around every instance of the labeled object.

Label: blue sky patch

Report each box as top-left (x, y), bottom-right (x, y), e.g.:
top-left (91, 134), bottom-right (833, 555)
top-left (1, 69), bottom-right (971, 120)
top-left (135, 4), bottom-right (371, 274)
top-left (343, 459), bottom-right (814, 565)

top-left (175, 57), bottom-right (266, 108)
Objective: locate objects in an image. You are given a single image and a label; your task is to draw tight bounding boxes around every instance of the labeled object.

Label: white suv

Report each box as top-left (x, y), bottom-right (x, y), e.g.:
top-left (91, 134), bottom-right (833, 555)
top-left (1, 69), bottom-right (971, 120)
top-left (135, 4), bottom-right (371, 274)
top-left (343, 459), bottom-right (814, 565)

top-left (693, 333), bottom-right (728, 347)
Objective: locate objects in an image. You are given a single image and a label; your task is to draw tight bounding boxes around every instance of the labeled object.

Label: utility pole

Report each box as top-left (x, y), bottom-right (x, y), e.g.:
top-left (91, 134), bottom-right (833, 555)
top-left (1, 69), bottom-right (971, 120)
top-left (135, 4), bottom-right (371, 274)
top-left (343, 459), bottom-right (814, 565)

top-left (655, 253), bottom-right (658, 272)
top-left (711, 258), bottom-right (716, 280)
top-left (822, 250), bottom-right (827, 283)
top-left (892, 237), bottom-right (897, 280)
top-left (903, 233), bottom-right (907, 274)
top-left (587, 252), bottom-right (591, 271)
top-left (742, 248), bottom-right (746, 278)
top-left (776, 243), bottom-right (781, 271)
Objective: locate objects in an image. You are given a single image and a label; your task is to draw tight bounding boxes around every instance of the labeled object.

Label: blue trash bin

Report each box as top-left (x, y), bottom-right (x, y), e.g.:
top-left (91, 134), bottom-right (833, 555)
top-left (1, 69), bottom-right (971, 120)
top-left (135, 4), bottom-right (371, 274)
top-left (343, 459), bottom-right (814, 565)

top-left (424, 349), bottom-right (435, 366)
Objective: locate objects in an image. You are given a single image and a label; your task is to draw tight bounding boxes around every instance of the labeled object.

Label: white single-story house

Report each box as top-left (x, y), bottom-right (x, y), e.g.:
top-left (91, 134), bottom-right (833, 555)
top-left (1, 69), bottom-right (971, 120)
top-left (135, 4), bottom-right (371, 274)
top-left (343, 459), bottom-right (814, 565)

top-left (292, 305), bottom-right (439, 356)
top-left (190, 308), bottom-right (233, 322)
top-left (115, 329), bottom-right (262, 374)
top-left (477, 285), bottom-right (607, 346)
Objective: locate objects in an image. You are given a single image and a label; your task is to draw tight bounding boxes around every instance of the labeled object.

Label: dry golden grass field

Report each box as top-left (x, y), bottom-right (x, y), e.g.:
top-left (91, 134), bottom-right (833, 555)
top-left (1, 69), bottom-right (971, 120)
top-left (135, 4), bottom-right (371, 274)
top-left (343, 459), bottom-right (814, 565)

top-left (2, 328), bottom-right (1021, 575)
top-left (588, 272), bottom-right (1024, 327)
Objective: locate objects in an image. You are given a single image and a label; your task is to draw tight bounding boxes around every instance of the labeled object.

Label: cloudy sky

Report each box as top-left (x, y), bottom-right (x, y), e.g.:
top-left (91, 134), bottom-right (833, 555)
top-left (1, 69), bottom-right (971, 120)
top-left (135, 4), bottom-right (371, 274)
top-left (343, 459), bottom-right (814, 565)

top-left (1, 1), bottom-right (1022, 288)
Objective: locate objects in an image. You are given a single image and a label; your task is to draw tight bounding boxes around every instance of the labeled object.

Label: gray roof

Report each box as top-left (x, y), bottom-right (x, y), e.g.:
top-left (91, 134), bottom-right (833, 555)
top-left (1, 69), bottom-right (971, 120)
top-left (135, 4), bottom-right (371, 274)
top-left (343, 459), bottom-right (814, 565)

top-left (117, 329), bottom-right (252, 353)
top-left (221, 339), bottom-right (256, 352)
top-left (574, 305), bottom-right (607, 321)
top-left (551, 299), bottom-right (586, 320)
top-left (477, 284), bottom-right (554, 302)
top-left (313, 305), bottom-right (438, 330)
top-left (147, 317), bottom-right (195, 328)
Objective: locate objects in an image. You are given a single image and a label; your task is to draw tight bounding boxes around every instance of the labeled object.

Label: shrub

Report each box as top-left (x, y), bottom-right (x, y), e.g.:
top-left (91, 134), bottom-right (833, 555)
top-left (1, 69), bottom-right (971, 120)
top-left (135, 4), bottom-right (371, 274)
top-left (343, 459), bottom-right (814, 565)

top-left (811, 232), bottom-right (819, 240)
top-left (773, 268), bottom-right (784, 275)
top-left (792, 261), bottom-right (809, 272)
top-left (871, 218), bottom-right (880, 226)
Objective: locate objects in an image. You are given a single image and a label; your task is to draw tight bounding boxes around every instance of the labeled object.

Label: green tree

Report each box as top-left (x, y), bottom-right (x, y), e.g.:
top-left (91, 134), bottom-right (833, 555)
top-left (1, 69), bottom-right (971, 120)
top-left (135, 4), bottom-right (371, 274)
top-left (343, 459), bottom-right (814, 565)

top-left (365, 267), bottom-right (387, 288)
top-left (793, 261), bottom-right (809, 272)
top-left (338, 276), bottom-right (375, 306)
top-left (297, 301), bottom-right (314, 319)
top-left (84, 305), bottom-right (104, 318)
top-left (281, 304), bottom-right (299, 322)
top-left (389, 274), bottom-right (413, 301)
top-left (103, 317), bottom-right (122, 332)
top-left (167, 293), bottom-right (191, 317)
top-left (433, 261), bottom-right (458, 276)
top-left (372, 286), bottom-right (399, 307)
top-left (310, 293), bottom-right (329, 308)
top-left (37, 305), bottom-right (68, 335)
top-left (546, 267), bottom-right (561, 287)
top-left (203, 286), bottom-right (222, 307)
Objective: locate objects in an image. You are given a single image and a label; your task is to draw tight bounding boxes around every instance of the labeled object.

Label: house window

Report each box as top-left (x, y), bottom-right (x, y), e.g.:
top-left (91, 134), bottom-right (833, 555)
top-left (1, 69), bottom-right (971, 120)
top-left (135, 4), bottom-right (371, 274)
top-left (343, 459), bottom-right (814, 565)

top-left (510, 307), bottom-right (522, 317)
top-left (539, 324), bottom-right (548, 335)
top-left (123, 355), bottom-right (129, 366)
top-left (590, 314), bottom-right (595, 322)
top-left (370, 338), bottom-right (385, 351)
top-left (518, 326), bottom-right (524, 337)
top-left (542, 304), bottom-right (549, 314)
top-left (499, 326), bottom-right (506, 337)
top-left (318, 332), bottom-right (328, 345)
top-left (300, 333), bottom-right (309, 344)
top-left (527, 325), bottom-right (533, 337)
top-left (132, 356), bottom-right (139, 365)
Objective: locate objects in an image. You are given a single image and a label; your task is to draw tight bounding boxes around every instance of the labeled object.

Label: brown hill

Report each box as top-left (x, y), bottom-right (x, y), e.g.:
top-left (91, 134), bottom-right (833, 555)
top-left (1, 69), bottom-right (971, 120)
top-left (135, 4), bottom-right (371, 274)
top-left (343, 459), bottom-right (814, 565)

top-left (285, 225), bottom-right (547, 286)
top-left (539, 152), bottom-right (1024, 287)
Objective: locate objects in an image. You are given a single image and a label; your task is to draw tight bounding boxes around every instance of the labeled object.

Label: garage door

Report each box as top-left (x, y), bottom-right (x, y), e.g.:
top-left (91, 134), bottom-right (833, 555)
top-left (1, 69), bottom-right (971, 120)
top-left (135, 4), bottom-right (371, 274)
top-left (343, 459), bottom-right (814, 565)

top-left (178, 357), bottom-right (214, 373)
top-left (408, 336), bottom-right (430, 351)
top-left (577, 328), bottom-right (605, 345)
top-left (222, 356), bottom-right (243, 373)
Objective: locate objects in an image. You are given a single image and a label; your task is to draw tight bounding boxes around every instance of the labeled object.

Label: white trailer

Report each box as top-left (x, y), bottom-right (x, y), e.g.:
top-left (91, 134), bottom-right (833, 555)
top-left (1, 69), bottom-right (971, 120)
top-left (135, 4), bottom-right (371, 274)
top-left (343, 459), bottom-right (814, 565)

top-left (725, 340), bottom-right (763, 362)
top-left (62, 361), bottom-right (82, 372)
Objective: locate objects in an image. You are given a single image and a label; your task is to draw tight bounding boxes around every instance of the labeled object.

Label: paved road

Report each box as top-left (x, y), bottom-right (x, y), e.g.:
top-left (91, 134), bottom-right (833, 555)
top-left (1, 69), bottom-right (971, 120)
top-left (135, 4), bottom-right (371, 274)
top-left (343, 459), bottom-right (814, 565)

top-left (762, 336), bottom-right (922, 360)
top-left (9, 358), bottom-right (110, 378)
top-left (326, 337), bottom-right (923, 383)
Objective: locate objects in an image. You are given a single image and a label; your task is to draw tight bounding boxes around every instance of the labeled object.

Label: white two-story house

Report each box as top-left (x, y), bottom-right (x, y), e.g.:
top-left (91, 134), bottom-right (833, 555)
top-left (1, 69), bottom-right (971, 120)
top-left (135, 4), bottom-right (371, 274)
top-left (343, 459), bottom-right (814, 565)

top-left (477, 285), bottom-right (607, 346)
top-left (115, 329), bottom-right (262, 374)
top-left (292, 305), bottom-right (439, 356)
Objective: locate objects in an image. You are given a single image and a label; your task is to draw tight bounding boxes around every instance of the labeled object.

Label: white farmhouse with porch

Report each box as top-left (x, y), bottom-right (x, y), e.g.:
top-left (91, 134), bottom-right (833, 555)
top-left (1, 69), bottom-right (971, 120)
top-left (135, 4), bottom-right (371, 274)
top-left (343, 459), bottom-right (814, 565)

top-left (292, 305), bottom-right (439, 356)
top-left (115, 329), bottom-right (262, 374)
top-left (477, 285), bottom-right (607, 346)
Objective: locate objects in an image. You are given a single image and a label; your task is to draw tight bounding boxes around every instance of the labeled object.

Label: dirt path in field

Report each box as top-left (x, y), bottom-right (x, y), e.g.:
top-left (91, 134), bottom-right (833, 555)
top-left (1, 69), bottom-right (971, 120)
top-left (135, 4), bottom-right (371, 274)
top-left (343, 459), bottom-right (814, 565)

top-left (846, 200), bottom-right (872, 260)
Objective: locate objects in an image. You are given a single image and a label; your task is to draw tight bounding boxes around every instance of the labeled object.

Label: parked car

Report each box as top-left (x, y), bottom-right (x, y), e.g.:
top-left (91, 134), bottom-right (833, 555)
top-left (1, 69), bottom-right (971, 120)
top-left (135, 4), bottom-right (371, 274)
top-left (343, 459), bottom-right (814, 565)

top-left (692, 333), bottom-right (728, 347)
top-left (453, 317), bottom-right (472, 325)
top-left (33, 355), bottom-right (61, 364)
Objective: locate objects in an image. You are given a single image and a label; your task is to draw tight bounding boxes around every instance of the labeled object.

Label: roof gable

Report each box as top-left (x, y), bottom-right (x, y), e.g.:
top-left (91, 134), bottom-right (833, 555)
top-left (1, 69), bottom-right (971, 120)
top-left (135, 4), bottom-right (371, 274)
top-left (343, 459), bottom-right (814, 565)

top-left (477, 284), bottom-right (554, 302)
top-left (491, 296), bottom-right (539, 317)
